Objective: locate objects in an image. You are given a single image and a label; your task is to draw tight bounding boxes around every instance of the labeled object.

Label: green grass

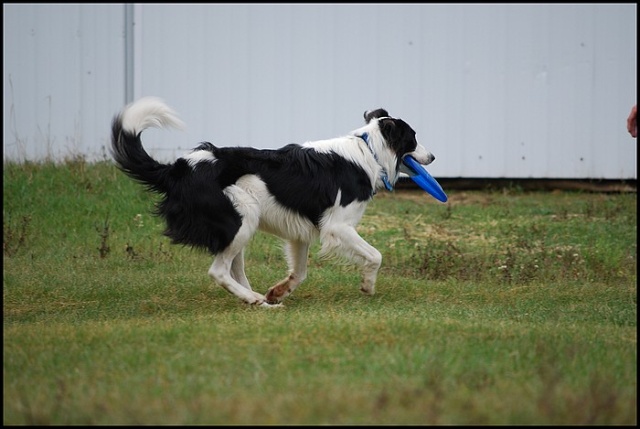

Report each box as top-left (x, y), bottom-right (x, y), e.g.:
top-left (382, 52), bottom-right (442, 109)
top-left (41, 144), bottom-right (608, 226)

top-left (3, 160), bottom-right (637, 425)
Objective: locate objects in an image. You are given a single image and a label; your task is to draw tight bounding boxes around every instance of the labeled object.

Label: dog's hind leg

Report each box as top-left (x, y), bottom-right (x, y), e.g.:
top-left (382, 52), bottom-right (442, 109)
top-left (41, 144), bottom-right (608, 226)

top-left (319, 224), bottom-right (382, 296)
top-left (231, 249), bottom-right (250, 289)
top-left (265, 240), bottom-right (309, 304)
top-left (209, 256), bottom-right (264, 305)
top-left (210, 246), bottom-right (279, 307)
top-left (209, 186), bottom-right (280, 308)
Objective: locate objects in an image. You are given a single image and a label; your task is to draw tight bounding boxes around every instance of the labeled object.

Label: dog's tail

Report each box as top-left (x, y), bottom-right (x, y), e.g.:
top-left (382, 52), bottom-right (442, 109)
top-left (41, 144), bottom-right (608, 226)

top-left (110, 97), bottom-right (185, 194)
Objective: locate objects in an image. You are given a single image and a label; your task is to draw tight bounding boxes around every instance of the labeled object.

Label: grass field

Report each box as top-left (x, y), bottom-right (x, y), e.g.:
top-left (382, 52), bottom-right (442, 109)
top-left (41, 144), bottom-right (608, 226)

top-left (3, 160), bottom-right (637, 425)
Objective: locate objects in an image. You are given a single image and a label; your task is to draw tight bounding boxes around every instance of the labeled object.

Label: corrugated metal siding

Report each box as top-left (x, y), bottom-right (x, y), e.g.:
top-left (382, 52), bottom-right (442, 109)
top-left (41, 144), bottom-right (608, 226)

top-left (3, 4), bottom-right (637, 179)
top-left (3, 3), bottom-right (126, 162)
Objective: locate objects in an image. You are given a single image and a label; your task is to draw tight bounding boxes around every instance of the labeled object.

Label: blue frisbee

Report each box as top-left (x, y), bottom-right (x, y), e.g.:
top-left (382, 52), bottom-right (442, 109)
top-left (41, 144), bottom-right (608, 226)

top-left (402, 155), bottom-right (448, 203)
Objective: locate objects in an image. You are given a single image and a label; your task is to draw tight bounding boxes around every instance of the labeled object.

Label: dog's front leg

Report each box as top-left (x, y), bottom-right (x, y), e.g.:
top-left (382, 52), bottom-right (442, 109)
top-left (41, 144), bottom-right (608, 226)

top-left (265, 240), bottom-right (309, 304)
top-left (319, 225), bottom-right (382, 296)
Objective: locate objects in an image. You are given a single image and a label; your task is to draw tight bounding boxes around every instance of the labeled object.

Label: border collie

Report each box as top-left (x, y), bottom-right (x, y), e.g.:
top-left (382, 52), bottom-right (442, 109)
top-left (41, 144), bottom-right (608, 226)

top-left (110, 97), bottom-right (435, 307)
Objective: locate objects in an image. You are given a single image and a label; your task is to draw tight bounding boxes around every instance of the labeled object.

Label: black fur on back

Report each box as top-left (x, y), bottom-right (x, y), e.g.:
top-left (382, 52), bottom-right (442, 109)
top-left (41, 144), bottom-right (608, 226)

top-left (111, 118), bottom-right (373, 254)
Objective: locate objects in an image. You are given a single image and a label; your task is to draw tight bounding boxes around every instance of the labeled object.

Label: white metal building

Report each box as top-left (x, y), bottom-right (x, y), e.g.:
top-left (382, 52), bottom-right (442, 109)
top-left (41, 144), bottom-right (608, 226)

top-left (3, 3), bottom-right (637, 179)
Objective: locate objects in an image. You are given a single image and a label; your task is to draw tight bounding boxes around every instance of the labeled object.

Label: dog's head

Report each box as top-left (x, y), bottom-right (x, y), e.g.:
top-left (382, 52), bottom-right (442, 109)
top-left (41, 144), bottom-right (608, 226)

top-left (363, 108), bottom-right (435, 167)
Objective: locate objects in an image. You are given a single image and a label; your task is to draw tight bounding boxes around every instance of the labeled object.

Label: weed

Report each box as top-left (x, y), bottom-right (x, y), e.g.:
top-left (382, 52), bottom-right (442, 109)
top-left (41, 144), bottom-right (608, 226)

top-left (411, 240), bottom-right (464, 280)
top-left (3, 213), bottom-right (31, 256)
top-left (95, 215), bottom-right (110, 258)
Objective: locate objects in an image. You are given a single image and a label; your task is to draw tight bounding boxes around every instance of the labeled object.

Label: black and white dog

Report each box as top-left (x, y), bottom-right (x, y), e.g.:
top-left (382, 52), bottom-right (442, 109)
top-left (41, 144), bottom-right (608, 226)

top-left (111, 97), bottom-right (435, 307)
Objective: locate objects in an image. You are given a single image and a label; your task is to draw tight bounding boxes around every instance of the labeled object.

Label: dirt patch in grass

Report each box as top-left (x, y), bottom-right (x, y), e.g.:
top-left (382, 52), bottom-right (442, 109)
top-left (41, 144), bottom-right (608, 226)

top-left (377, 189), bottom-right (496, 207)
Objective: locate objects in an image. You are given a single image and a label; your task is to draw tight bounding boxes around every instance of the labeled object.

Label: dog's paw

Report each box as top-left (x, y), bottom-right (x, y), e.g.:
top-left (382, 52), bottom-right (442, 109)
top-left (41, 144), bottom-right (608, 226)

top-left (257, 301), bottom-right (284, 309)
top-left (252, 291), bottom-right (268, 301)
top-left (359, 285), bottom-right (376, 296)
top-left (247, 296), bottom-right (284, 308)
top-left (264, 292), bottom-right (285, 305)
top-left (265, 275), bottom-right (296, 304)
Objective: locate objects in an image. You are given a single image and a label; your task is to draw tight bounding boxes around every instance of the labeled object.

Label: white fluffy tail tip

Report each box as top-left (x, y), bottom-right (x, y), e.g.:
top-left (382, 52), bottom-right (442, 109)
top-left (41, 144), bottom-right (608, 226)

top-left (121, 96), bottom-right (186, 134)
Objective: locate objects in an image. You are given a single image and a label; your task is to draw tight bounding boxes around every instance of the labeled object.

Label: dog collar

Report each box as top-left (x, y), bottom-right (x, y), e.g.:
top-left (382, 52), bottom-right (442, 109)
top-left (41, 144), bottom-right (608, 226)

top-left (359, 133), bottom-right (393, 192)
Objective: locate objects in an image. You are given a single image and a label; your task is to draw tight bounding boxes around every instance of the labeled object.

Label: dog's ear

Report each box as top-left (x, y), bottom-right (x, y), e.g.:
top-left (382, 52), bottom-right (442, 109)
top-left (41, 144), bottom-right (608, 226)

top-left (378, 117), bottom-right (397, 136)
top-left (379, 117), bottom-right (418, 156)
top-left (364, 108), bottom-right (390, 123)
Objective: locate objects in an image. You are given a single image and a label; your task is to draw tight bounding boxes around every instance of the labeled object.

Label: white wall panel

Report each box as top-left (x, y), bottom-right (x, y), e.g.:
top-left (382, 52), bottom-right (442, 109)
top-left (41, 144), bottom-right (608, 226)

top-left (3, 4), bottom-right (636, 179)
top-left (3, 3), bottom-right (126, 162)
